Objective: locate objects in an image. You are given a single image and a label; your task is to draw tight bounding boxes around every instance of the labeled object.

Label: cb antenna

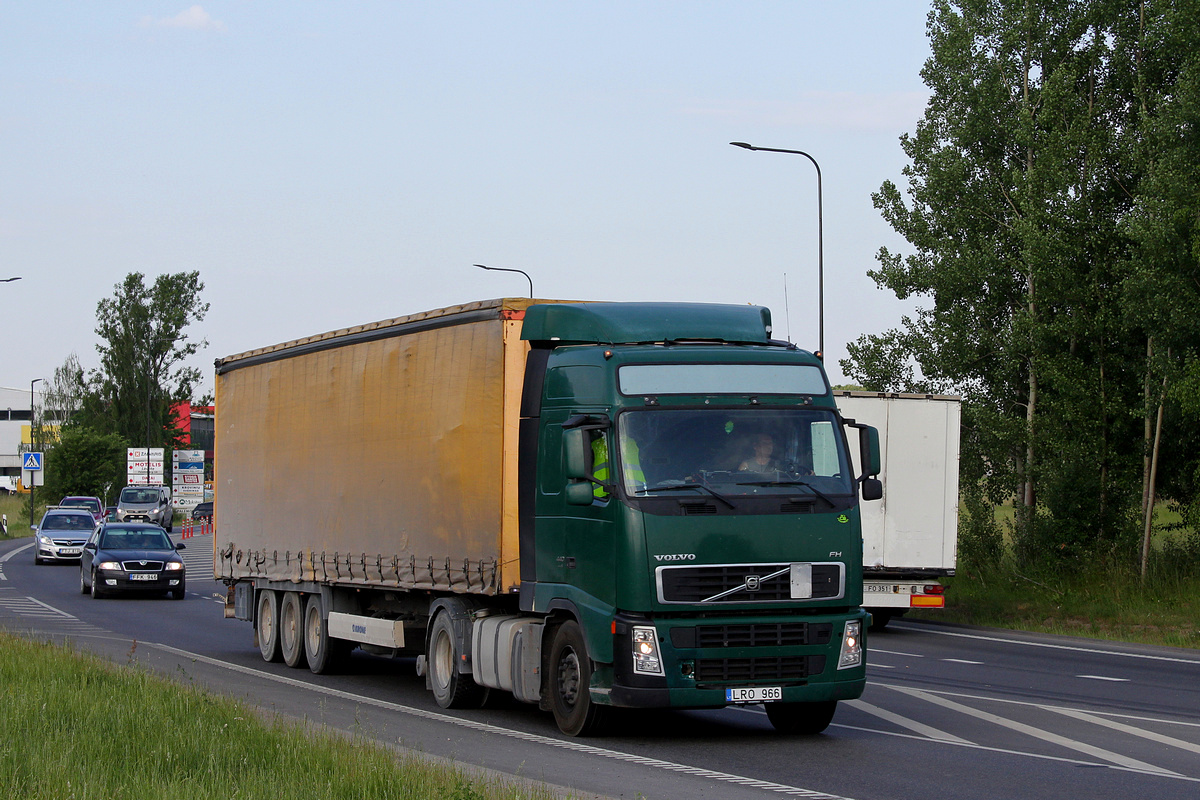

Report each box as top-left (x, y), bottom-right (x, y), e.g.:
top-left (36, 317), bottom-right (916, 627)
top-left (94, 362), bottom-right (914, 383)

top-left (783, 272), bottom-right (792, 343)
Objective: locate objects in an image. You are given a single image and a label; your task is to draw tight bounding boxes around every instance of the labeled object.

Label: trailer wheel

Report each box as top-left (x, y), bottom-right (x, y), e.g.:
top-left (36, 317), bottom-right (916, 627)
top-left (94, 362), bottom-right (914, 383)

top-left (256, 590), bottom-right (282, 662)
top-left (868, 611), bottom-right (893, 631)
top-left (304, 594), bottom-right (347, 674)
top-left (765, 700), bottom-right (837, 735)
top-left (428, 611), bottom-right (487, 709)
top-left (548, 620), bottom-right (608, 736)
top-left (279, 592), bottom-right (306, 668)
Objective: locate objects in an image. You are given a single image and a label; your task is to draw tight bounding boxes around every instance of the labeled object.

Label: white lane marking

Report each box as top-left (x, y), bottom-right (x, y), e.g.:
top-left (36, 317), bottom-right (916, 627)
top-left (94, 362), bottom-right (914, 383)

top-left (891, 623), bottom-right (1200, 666)
top-left (845, 699), bottom-right (973, 744)
top-left (884, 684), bottom-right (1181, 777)
top-left (867, 663), bottom-right (897, 669)
top-left (147, 642), bottom-right (857, 800)
top-left (1046, 707), bottom-right (1200, 756)
top-left (832, 723), bottom-right (1200, 782)
top-left (1076, 675), bottom-right (1129, 682)
top-left (0, 540), bottom-right (35, 579)
top-left (942, 659), bottom-right (984, 665)
top-left (869, 648), bottom-right (925, 658)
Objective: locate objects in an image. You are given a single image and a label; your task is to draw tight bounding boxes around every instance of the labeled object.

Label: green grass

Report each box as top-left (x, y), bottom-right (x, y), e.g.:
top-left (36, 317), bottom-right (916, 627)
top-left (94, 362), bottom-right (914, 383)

top-left (0, 632), bottom-right (567, 800)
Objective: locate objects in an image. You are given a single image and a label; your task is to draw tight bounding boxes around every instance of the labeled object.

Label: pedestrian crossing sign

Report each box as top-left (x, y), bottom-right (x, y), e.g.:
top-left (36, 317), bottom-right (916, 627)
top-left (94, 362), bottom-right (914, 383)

top-left (23, 452), bottom-right (43, 471)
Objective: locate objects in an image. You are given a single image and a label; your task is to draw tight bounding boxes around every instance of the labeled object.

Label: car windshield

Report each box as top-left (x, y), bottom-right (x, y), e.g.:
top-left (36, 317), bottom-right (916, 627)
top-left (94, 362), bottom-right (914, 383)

top-left (120, 488), bottom-right (160, 504)
top-left (41, 514), bottom-right (95, 531)
top-left (61, 498), bottom-right (101, 513)
top-left (101, 529), bottom-right (172, 550)
top-left (617, 407), bottom-right (855, 497)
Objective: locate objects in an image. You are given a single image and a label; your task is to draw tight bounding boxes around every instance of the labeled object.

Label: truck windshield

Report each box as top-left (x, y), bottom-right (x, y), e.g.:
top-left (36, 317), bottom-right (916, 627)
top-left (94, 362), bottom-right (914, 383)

top-left (617, 407), bottom-right (854, 498)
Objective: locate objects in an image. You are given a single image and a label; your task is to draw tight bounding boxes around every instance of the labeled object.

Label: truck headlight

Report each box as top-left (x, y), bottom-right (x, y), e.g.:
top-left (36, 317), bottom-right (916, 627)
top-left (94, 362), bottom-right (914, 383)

top-left (631, 625), bottom-right (664, 676)
top-left (837, 620), bottom-right (863, 669)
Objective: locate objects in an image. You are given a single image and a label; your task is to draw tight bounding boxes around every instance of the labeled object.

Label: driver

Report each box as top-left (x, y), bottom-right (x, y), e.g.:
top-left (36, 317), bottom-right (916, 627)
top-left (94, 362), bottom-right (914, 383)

top-left (739, 433), bottom-right (779, 472)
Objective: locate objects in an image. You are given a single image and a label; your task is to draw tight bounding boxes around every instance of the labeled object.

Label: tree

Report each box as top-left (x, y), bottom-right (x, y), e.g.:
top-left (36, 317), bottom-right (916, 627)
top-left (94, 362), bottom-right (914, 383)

top-left (42, 427), bottom-right (128, 504)
top-left (91, 272), bottom-right (210, 451)
top-left (841, 0), bottom-right (1200, 564)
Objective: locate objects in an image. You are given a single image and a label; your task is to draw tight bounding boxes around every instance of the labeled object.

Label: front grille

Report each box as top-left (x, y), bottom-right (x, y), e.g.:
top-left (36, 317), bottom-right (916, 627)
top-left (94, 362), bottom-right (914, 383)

top-left (122, 560), bottom-right (165, 571)
top-left (695, 622), bottom-right (832, 648)
top-left (696, 655), bottom-right (826, 684)
top-left (658, 563), bottom-right (843, 603)
top-left (680, 503), bottom-right (717, 515)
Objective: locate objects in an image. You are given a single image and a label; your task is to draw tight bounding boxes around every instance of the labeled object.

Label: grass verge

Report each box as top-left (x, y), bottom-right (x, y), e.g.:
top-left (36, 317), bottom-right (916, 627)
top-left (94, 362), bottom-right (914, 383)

top-left (0, 632), bottom-right (568, 800)
top-left (907, 563), bottom-right (1200, 649)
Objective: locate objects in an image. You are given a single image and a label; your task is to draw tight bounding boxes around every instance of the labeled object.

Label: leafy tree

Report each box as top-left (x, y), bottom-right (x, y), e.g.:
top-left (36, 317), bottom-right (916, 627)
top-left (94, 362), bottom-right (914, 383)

top-left (842, 0), bottom-right (1200, 565)
top-left (42, 426), bottom-right (128, 505)
top-left (91, 272), bottom-right (210, 450)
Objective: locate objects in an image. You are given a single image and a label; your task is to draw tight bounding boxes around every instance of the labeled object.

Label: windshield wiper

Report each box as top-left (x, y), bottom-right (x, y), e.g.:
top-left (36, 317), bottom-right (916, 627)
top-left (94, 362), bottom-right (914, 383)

top-left (638, 481), bottom-right (736, 509)
top-left (736, 479), bottom-right (836, 507)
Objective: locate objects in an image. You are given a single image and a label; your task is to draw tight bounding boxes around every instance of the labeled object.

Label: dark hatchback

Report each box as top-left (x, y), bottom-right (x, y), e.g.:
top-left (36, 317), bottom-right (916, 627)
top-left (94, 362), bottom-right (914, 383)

top-left (80, 523), bottom-right (186, 600)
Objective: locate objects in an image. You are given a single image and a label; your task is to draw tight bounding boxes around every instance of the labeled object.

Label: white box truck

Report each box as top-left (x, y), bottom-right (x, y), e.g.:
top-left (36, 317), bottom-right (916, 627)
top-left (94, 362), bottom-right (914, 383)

top-left (835, 392), bottom-right (960, 630)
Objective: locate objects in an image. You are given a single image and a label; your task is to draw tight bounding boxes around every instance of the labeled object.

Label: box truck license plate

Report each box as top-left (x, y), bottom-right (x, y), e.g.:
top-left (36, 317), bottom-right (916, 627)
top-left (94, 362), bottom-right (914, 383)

top-left (726, 686), bottom-right (782, 703)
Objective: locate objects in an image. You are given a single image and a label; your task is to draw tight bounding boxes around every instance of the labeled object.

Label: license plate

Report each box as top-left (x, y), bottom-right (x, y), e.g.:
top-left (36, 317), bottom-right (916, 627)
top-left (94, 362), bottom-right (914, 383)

top-left (59, 548), bottom-right (81, 556)
top-left (129, 573), bottom-right (158, 582)
top-left (726, 686), bottom-right (782, 703)
top-left (863, 584), bottom-right (894, 593)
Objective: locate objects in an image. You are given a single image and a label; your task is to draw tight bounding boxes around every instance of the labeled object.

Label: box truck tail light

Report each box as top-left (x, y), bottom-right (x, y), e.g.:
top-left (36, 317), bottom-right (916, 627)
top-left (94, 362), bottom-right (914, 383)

top-left (923, 584), bottom-right (945, 595)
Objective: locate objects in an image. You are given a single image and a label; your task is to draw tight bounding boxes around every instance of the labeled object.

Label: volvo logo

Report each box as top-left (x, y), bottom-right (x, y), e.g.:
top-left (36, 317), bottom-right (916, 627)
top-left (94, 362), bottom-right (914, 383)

top-left (653, 554), bottom-right (696, 562)
top-left (744, 575), bottom-right (761, 591)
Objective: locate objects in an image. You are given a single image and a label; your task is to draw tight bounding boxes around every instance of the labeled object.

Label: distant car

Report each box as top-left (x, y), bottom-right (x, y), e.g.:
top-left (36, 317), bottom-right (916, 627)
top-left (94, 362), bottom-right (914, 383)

top-left (59, 495), bottom-right (105, 524)
top-left (115, 485), bottom-right (173, 532)
top-left (104, 505), bottom-right (118, 521)
top-left (79, 523), bottom-right (186, 600)
top-left (190, 501), bottom-right (213, 520)
top-left (32, 507), bottom-right (98, 565)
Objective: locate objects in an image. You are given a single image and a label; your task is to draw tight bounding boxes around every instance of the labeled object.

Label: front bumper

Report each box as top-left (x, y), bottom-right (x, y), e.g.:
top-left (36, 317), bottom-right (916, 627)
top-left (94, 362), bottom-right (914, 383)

top-left (95, 567), bottom-right (185, 593)
top-left (37, 539), bottom-right (88, 561)
top-left (603, 608), bottom-right (868, 709)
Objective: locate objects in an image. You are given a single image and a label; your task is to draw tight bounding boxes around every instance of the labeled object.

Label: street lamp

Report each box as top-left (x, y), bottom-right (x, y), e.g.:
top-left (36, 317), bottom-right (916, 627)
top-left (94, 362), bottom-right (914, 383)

top-left (474, 264), bottom-right (534, 298)
top-left (729, 141), bottom-right (825, 356)
top-left (29, 378), bottom-right (43, 526)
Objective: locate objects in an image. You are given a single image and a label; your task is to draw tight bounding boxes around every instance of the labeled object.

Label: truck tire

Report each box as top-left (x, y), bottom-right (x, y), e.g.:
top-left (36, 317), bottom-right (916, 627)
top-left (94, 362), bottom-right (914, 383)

top-left (548, 620), bottom-right (607, 736)
top-left (256, 590), bottom-right (283, 662)
top-left (868, 611), bottom-right (893, 631)
top-left (428, 611), bottom-right (487, 709)
top-left (279, 591), bottom-right (306, 668)
top-left (304, 594), bottom-right (348, 674)
top-left (765, 700), bottom-right (837, 735)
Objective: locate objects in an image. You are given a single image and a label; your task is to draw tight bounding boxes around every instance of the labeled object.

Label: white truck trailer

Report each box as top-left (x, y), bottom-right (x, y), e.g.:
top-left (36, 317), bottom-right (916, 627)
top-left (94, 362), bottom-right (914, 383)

top-left (835, 391), bottom-right (960, 629)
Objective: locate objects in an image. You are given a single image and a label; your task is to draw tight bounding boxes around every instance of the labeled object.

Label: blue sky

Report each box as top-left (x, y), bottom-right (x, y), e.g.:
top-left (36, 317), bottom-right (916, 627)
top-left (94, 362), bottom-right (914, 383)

top-left (3, 2), bottom-right (933, 395)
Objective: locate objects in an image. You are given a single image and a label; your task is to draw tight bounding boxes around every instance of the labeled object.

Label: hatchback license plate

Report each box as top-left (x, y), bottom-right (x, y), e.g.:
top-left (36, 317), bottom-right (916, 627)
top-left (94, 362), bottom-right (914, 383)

top-left (129, 573), bottom-right (158, 582)
top-left (726, 686), bottom-right (782, 703)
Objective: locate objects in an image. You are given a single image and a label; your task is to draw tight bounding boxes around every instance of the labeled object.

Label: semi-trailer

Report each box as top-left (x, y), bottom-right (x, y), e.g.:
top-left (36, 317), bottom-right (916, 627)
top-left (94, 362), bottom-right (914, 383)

top-left (215, 298), bottom-right (882, 735)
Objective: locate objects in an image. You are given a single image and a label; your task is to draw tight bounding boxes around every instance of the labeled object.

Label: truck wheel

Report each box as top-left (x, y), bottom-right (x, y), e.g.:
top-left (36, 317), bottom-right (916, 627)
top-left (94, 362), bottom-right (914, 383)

top-left (256, 590), bottom-right (283, 662)
top-left (304, 594), bottom-right (346, 674)
top-left (548, 620), bottom-right (607, 736)
top-left (428, 611), bottom-right (487, 709)
top-left (765, 700), bottom-right (837, 735)
top-left (279, 591), bottom-right (306, 668)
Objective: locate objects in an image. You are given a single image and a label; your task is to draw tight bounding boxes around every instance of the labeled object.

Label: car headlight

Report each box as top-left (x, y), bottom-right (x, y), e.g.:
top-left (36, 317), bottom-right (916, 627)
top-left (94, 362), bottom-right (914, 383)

top-left (39, 535), bottom-right (52, 545)
top-left (837, 620), bottom-right (863, 669)
top-left (97, 561), bottom-right (122, 571)
top-left (165, 562), bottom-right (184, 571)
top-left (631, 625), bottom-right (664, 676)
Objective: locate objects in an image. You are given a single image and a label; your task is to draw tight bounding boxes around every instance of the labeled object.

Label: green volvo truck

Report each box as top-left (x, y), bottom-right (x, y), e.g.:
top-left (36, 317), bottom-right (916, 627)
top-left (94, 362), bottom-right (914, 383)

top-left (215, 298), bottom-right (881, 735)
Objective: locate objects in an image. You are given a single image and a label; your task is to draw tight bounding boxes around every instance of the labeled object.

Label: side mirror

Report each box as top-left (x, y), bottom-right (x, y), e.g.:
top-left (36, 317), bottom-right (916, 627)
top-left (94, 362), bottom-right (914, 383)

top-left (563, 428), bottom-right (591, 480)
top-left (175, 542), bottom-right (186, 550)
top-left (859, 425), bottom-right (882, 478)
top-left (84, 543), bottom-right (97, 551)
top-left (565, 483), bottom-right (595, 506)
top-left (861, 477), bottom-right (883, 502)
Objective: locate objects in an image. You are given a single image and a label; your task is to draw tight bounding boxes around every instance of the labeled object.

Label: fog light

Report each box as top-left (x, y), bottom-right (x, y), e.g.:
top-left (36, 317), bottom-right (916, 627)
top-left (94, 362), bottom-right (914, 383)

top-left (838, 620), bottom-right (863, 669)
top-left (631, 625), bottom-right (664, 676)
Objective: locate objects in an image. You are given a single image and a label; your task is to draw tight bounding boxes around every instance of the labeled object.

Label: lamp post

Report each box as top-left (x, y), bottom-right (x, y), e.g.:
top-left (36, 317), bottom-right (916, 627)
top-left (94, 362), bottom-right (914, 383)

top-left (729, 142), bottom-right (825, 356)
top-left (474, 264), bottom-right (534, 298)
top-left (29, 378), bottom-right (43, 526)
